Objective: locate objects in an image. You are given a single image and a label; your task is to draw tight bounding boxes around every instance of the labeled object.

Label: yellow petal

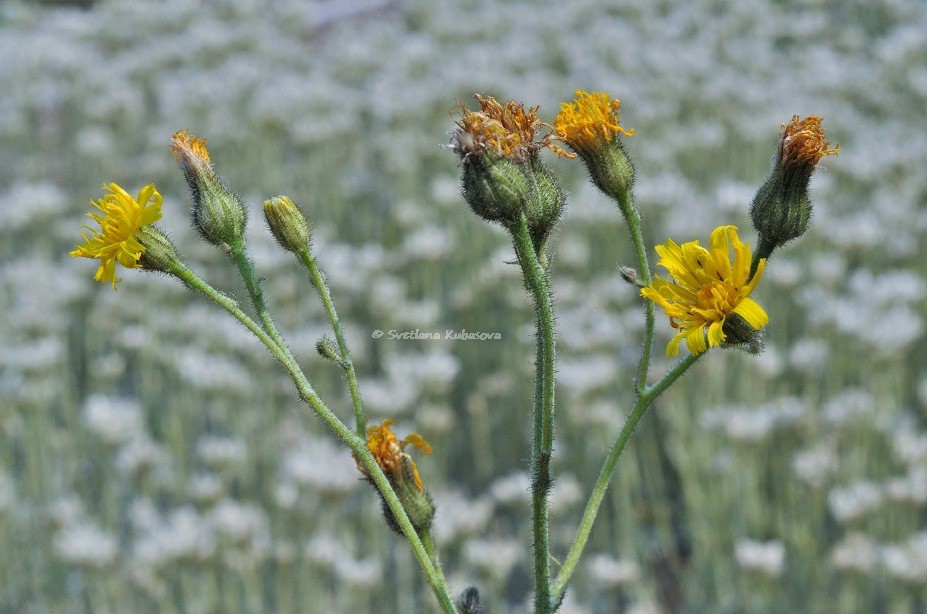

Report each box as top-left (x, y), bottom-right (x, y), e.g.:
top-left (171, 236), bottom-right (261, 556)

top-left (732, 297), bottom-right (769, 329)
top-left (684, 326), bottom-right (708, 355)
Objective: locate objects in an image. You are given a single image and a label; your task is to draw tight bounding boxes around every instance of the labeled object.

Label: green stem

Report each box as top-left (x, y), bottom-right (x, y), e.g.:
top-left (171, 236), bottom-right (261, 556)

top-left (751, 235), bottom-right (775, 279)
top-left (227, 241), bottom-right (296, 368)
top-left (297, 248), bottom-right (366, 438)
top-left (511, 215), bottom-right (556, 614)
top-left (168, 262), bottom-right (457, 613)
top-left (550, 353), bottom-right (700, 603)
top-left (615, 190), bottom-right (655, 395)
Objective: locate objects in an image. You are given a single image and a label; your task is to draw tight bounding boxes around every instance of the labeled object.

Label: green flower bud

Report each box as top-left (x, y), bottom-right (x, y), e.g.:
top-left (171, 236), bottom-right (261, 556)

top-left (523, 157), bottom-right (566, 252)
top-left (263, 196), bottom-right (311, 253)
top-left (460, 153), bottom-right (530, 224)
top-left (172, 130), bottom-right (247, 248)
top-left (379, 458), bottom-right (437, 534)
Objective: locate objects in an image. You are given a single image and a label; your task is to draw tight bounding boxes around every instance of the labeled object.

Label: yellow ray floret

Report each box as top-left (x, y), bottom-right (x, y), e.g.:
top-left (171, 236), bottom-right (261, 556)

top-left (640, 226), bottom-right (768, 357)
top-left (554, 90), bottom-right (634, 155)
top-left (781, 115), bottom-right (839, 166)
top-left (70, 183), bottom-right (163, 289)
top-left (455, 94), bottom-right (567, 160)
top-left (358, 419), bottom-right (432, 492)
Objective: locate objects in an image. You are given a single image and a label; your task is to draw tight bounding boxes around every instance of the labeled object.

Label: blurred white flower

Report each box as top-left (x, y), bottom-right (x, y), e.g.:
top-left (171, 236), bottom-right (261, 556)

top-left (54, 522), bottom-right (118, 568)
top-left (831, 533), bottom-right (879, 574)
top-left (83, 394), bottom-right (145, 445)
top-left (828, 481), bottom-right (884, 523)
top-left (587, 554), bottom-right (640, 588)
top-left (734, 539), bottom-right (785, 577)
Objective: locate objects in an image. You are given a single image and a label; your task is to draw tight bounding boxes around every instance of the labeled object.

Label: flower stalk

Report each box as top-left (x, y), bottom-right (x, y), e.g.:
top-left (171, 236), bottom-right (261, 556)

top-left (296, 246), bottom-right (367, 438)
top-left (510, 214), bottom-right (557, 613)
top-left (165, 260), bottom-right (457, 613)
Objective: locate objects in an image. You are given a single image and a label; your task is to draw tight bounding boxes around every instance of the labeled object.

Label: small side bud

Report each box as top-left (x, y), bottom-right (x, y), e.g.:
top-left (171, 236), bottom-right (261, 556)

top-left (618, 265), bottom-right (639, 286)
top-left (264, 196), bottom-right (311, 253)
top-left (524, 158), bottom-right (566, 252)
top-left (456, 587), bottom-right (484, 614)
top-left (137, 226), bottom-right (182, 274)
top-left (316, 337), bottom-right (346, 368)
top-left (554, 90), bottom-right (636, 201)
top-left (172, 130), bottom-right (247, 248)
top-left (750, 115), bottom-right (838, 257)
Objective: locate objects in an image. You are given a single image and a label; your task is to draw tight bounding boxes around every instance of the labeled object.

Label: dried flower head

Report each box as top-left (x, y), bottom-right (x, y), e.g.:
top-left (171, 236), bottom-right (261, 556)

top-left (358, 419), bottom-right (432, 491)
top-left (780, 115), bottom-right (839, 167)
top-left (453, 94), bottom-right (567, 161)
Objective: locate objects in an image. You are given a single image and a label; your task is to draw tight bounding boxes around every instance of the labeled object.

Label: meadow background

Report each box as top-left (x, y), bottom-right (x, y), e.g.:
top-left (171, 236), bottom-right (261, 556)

top-left (2, 0), bottom-right (927, 612)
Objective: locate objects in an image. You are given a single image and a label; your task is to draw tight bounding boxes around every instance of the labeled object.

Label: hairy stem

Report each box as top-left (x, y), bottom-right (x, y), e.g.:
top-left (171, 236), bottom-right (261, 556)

top-left (615, 190), bottom-right (655, 395)
top-left (551, 353), bottom-right (700, 602)
top-left (297, 247), bottom-right (366, 438)
top-left (168, 262), bottom-right (457, 613)
top-left (511, 215), bottom-right (556, 614)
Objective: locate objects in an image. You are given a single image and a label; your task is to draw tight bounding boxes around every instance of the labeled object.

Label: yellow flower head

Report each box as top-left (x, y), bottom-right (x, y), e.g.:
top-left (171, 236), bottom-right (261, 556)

top-left (358, 419), bottom-right (433, 492)
top-left (171, 129), bottom-right (211, 174)
top-left (70, 183), bottom-right (163, 289)
top-left (454, 94), bottom-right (567, 161)
top-left (780, 115), bottom-right (839, 167)
top-left (641, 226), bottom-right (768, 357)
top-left (554, 90), bottom-right (635, 157)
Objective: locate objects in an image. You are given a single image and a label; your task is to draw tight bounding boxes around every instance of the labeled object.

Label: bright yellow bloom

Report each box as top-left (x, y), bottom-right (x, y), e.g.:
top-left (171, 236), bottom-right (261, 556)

top-left (554, 90), bottom-right (635, 156)
top-left (358, 419), bottom-right (432, 492)
top-left (454, 94), bottom-right (567, 161)
top-left (70, 183), bottom-right (163, 289)
top-left (641, 226), bottom-right (768, 357)
top-left (781, 115), bottom-right (839, 166)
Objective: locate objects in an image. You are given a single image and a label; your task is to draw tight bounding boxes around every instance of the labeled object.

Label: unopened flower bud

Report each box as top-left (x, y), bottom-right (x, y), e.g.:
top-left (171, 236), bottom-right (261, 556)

top-left (750, 115), bottom-right (839, 258)
top-left (172, 130), bottom-right (247, 248)
top-left (315, 337), bottom-right (345, 368)
top-left (524, 158), bottom-right (566, 252)
top-left (264, 196), bottom-right (311, 253)
top-left (456, 587), bottom-right (484, 614)
top-left (618, 265), bottom-right (639, 285)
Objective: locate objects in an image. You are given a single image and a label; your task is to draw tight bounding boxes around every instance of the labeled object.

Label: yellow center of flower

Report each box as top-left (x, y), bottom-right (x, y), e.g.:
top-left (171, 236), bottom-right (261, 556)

top-left (640, 225), bottom-right (768, 356)
top-left (554, 90), bottom-right (634, 156)
top-left (70, 183), bottom-right (163, 290)
top-left (357, 419), bottom-right (432, 491)
top-left (455, 94), bottom-right (566, 161)
top-left (781, 115), bottom-right (839, 166)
